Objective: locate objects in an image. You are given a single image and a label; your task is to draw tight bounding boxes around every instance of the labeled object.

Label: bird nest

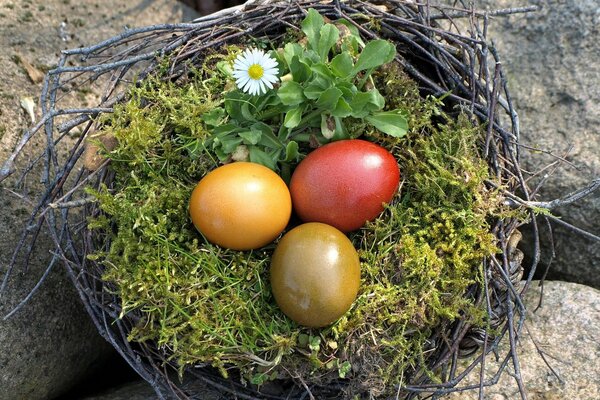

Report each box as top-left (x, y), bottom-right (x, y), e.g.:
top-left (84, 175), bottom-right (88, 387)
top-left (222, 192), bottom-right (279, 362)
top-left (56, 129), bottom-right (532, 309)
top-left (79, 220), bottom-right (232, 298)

top-left (1, 0), bottom-right (548, 399)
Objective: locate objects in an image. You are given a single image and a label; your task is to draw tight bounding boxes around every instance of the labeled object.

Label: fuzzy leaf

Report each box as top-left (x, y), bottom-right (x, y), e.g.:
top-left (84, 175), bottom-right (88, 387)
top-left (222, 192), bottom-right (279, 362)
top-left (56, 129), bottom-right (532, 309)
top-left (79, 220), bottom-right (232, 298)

top-left (318, 24), bottom-right (339, 61)
top-left (365, 111), bottom-right (408, 137)
top-left (311, 63), bottom-right (335, 80)
top-left (238, 130), bottom-right (262, 145)
top-left (330, 53), bottom-right (354, 78)
top-left (284, 140), bottom-right (299, 161)
top-left (290, 56), bottom-right (311, 82)
top-left (283, 43), bottom-right (304, 67)
top-left (331, 98), bottom-right (353, 118)
top-left (252, 123), bottom-right (282, 149)
top-left (248, 146), bottom-right (277, 170)
top-left (353, 40), bottom-right (396, 73)
top-left (316, 87), bottom-right (343, 111)
top-left (301, 8), bottom-right (324, 50)
top-left (284, 106), bottom-right (304, 129)
top-left (304, 81), bottom-right (327, 100)
top-left (336, 19), bottom-right (365, 46)
top-left (278, 81), bottom-right (305, 106)
top-left (201, 108), bottom-right (225, 127)
top-left (350, 90), bottom-right (385, 117)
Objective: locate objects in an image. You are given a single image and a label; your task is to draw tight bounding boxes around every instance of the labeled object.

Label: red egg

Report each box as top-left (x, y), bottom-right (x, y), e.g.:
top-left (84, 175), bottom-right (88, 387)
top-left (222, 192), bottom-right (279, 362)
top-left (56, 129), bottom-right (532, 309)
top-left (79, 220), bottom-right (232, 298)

top-left (290, 139), bottom-right (400, 232)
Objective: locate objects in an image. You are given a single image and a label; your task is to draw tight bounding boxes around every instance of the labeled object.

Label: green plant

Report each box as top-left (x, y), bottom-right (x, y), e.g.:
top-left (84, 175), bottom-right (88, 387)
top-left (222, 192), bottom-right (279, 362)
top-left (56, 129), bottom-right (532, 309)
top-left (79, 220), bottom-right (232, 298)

top-left (203, 9), bottom-right (408, 174)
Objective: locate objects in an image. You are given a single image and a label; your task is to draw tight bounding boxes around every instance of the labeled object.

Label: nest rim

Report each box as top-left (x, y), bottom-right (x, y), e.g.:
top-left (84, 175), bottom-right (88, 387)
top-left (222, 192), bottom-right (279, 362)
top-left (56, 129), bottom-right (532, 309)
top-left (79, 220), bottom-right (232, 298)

top-left (2, 1), bottom-right (542, 399)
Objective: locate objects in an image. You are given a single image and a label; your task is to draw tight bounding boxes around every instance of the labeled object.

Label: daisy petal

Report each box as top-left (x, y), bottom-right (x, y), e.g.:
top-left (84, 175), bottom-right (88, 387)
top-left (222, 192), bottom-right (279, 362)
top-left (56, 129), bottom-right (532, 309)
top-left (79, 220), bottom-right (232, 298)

top-left (258, 81), bottom-right (267, 95)
top-left (237, 76), bottom-right (250, 88)
top-left (242, 79), bottom-right (254, 93)
top-left (262, 58), bottom-right (278, 69)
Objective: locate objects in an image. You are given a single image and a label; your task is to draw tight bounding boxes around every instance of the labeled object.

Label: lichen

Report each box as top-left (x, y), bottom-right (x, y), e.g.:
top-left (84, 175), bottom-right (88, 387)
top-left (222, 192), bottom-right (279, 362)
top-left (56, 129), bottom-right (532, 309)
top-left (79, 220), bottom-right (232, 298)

top-left (86, 44), bottom-right (507, 396)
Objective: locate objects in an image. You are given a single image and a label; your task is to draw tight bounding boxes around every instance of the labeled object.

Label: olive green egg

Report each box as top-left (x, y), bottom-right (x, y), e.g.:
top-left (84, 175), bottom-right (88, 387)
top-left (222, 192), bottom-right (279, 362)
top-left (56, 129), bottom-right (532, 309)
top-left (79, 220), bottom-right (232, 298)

top-left (270, 222), bottom-right (361, 328)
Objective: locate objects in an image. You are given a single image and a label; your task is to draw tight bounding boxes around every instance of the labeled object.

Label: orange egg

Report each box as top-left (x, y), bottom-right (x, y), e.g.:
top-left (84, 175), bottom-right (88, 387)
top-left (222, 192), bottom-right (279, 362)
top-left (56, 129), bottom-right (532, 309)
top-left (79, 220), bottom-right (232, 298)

top-left (189, 162), bottom-right (292, 250)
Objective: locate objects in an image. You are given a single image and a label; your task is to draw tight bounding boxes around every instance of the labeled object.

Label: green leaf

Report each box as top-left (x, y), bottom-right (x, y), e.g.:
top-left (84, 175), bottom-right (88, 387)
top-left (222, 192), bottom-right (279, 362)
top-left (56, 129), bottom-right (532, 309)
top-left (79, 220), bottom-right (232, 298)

top-left (311, 63), bottom-right (335, 80)
top-left (218, 136), bottom-right (243, 154)
top-left (284, 140), bottom-right (299, 161)
top-left (365, 111), bottom-right (408, 137)
top-left (278, 81), bottom-right (305, 106)
top-left (201, 108), bottom-right (225, 127)
top-left (308, 335), bottom-right (321, 352)
top-left (316, 87), bottom-right (343, 111)
top-left (212, 123), bottom-right (237, 136)
top-left (317, 24), bottom-right (339, 61)
top-left (216, 60), bottom-right (233, 76)
top-left (238, 130), bottom-right (262, 145)
top-left (250, 373), bottom-right (269, 386)
top-left (353, 40), bottom-right (396, 73)
top-left (290, 56), bottom-right (311, 82)
top-left (336, 81), bottom-right (357, 98)
top-left (330, 53), bottom-right (354, 78)
top-left (248, 146), bottom-right (277, 170)
top-left (283, 43), bottom-right (304, 68)
top-left (304, 79), bottom-right (330, 100)
top-left (241, 102), bottom-right (256, 121)
top-left (350, 90), bottom-right (385, 117)
top-left (284, 106), bottom-right (304, 129)
top-left (336, 19), bottom-right (364, 46)
top-left (301, 8), bottom-right (324, 50)
top-left (252, 122), bottom-right (282, 149)
top-left (331, 97), bottom-right (353, 118)
top-left (224, 92), bottom-right (251, 122)
top-left (254, 91), bottom-right (280, 112)
top-left (337, 360), bottom-right (352, 379)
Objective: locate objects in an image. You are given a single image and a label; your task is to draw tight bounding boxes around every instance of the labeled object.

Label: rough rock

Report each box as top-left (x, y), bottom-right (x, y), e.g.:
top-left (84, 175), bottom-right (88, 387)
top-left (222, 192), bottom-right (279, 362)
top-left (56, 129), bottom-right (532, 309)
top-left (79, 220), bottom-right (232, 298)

top-left (82, 379), bottom-right (223, 400)
top-left (447, 281), bottom-right (600, 400)
top-left (0, 1), bottom-right (198, 400)
top-left (81, 381), bottom-right (160, 400)
top-left (473, 0), bottom-right (600, 287)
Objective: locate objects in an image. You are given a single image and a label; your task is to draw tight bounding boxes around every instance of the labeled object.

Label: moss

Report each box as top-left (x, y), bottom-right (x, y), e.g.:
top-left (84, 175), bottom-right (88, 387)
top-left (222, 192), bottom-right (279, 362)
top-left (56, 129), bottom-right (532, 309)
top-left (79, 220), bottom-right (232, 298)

top-left (87, 45), bottom-right (507, 395)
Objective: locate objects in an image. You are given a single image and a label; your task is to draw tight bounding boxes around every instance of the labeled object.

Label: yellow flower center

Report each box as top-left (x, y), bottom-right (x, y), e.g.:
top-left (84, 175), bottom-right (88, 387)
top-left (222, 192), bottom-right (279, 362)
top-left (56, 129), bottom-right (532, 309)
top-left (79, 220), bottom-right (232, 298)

top-left (248, 64), bottom-right (264, 80)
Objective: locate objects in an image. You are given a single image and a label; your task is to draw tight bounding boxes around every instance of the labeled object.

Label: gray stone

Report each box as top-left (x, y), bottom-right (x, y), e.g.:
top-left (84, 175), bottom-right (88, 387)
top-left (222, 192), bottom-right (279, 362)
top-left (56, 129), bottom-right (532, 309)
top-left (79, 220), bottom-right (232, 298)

top-left (82, 379), bottom-right (223, 400)
top-left (82, 380), bottom-right (161, 400)
top-left (473, 0), bottom-right (600, 287)
top-left (447, 281), bottom-right (600, 399)
top-left (0, 1), bottom-right (198, 400)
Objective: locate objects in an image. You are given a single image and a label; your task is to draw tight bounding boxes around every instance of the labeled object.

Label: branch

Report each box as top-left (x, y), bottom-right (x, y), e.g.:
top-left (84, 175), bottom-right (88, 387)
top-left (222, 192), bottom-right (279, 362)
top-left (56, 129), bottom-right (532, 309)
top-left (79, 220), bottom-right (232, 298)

top-left (497, 178), bottom-right (600, 210)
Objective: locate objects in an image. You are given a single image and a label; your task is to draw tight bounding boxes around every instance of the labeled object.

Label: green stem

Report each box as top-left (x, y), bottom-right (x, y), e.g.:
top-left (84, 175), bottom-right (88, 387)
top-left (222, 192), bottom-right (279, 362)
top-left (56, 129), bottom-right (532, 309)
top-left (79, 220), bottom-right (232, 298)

top-left (357, 68), bottom-right (374, 89)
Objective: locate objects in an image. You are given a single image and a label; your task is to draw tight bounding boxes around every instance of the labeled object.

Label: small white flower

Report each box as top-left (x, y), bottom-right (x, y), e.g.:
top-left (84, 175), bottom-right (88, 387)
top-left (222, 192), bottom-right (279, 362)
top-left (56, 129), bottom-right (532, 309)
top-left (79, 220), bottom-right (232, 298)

top-left (232, 48), bottom-right (279, 96)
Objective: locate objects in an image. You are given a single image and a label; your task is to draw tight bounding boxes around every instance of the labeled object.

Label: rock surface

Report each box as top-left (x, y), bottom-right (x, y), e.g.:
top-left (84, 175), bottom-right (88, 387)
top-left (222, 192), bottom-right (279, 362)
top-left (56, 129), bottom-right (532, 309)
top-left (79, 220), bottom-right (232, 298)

top-left (81, 381), bottom-right (161, 400)
top-left (0, 1), bottom-right (198, 400)
top-left (82, 379), bottom-right (223, 400)
top-left (447, 281), bottom-right (600, 400)
top-left (474, 0), bottom-right (600, 288)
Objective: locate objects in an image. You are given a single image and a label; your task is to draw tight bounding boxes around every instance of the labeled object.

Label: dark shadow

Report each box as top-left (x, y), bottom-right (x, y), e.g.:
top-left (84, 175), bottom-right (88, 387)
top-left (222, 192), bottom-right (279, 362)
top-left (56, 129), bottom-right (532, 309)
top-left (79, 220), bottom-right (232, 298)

top-left (53, 352), bottom-right (139, 400)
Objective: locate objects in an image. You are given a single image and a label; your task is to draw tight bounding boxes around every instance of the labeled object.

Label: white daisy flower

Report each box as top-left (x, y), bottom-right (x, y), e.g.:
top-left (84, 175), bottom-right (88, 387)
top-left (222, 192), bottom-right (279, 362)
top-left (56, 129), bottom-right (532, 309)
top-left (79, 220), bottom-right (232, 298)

top-left (232, 48), bottom-right (279, 96)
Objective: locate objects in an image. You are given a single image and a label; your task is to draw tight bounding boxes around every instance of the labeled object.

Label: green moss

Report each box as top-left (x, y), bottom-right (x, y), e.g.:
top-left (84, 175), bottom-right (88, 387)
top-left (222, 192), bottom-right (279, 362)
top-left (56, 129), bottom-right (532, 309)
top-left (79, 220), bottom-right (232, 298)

top-left (87, 46), bottom-right (507, 395)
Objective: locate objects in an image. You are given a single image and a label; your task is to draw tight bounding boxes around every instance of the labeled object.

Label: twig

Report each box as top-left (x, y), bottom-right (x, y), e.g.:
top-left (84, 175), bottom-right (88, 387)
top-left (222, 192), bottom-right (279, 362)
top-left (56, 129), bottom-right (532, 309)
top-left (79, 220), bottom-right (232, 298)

top-left (48, 197), bottom-right (97, 209)
top-left (528, 178), bottom-right (600, 210)
top-left (428, 5), bottom-right (540, 20)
